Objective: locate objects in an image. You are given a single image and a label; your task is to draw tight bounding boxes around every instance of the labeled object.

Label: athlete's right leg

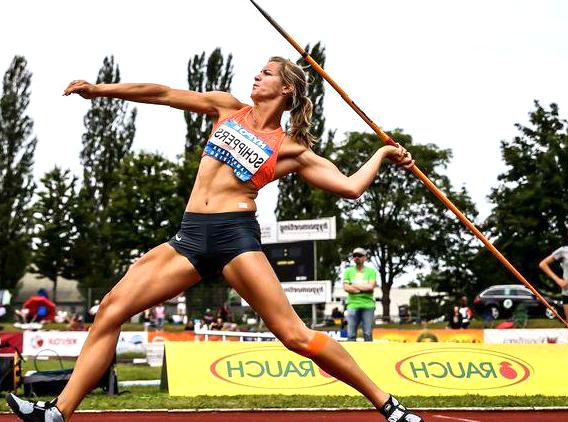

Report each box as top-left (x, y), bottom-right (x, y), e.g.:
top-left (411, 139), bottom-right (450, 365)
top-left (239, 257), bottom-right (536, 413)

top-left (223, 252), bottom-right (423, 422)
top-left (9, 243), bottom-right (201, 422)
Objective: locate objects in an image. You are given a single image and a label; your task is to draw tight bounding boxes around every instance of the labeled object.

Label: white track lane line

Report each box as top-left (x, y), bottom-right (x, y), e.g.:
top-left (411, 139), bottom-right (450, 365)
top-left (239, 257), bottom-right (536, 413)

top-left (433, 415), bottom-right (481, 422)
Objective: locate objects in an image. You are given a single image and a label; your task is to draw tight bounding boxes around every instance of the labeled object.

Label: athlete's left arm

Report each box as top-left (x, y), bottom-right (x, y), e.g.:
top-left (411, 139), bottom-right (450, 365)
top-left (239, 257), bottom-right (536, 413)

top-left (294, 146), bottom-right (414, 199)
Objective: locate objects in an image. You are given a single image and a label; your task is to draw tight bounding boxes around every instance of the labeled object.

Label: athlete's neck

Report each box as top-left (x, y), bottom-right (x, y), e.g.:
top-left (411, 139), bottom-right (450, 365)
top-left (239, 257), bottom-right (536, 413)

top-left (248, 102), bottom-right (284, 132)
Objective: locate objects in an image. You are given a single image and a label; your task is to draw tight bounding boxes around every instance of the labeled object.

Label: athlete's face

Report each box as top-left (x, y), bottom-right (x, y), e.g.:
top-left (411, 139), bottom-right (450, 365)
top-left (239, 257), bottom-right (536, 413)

top-left (251, 61), bottom-right (291, 102)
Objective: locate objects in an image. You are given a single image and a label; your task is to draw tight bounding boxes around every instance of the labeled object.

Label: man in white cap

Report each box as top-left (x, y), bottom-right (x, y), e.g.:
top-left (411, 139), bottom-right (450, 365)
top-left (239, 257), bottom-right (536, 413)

top-left (343, 247), bottom-right (377, 341)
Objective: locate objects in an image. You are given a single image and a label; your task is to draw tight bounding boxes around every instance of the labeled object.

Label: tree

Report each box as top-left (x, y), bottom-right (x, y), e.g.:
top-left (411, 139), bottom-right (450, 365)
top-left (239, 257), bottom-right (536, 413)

top-left (483, 101), bottom-right (568, 292)
top-left (417, 185), bottom-right (481, 301)
top-left (107, 151), bottom-right (185, 275)
top-left (180, 49), bottom-right (234, 316)
top-left (32, 167), bottom-right (77, 302)
top-left (0, 56), bottom-right (37, 289)
top-left (275, 43), bottom-right (340, 282)
top-left (81, 56), bottom-right (137, 210)
top-left (178, 48), bottom-right (234, 202)
top-left (71, 56), bottom-right (137, 291)
top-left (185, 48), bottom-right (233, 154)
top-left (335, 130), bottom-right (477, 320)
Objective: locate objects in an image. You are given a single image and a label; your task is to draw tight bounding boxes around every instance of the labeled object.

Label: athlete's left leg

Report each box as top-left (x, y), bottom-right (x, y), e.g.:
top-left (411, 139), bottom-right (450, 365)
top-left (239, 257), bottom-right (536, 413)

top-left (223, 252), bottom-right (395, 409)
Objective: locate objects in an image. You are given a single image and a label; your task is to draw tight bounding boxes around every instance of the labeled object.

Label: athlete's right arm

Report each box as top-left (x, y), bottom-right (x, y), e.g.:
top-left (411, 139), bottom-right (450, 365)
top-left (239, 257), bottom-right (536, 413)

top-left (63, 80), bottom-right (244, 117)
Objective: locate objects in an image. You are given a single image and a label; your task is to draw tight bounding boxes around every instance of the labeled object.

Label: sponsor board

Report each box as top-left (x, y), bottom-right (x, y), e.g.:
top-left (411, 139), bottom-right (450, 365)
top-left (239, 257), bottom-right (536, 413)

top-left (241, 281), bottom-right (331, 306)
top-left (373, 329), bottom-right (484, 343)
top-left (164, 342), bottom-right (568, 396)
top-left (116, 331), bottom-right (148, 354)
top-left (484, 329), bottom-right (568, 344)
top-left (148, 332), bottom-right (195, 343)
top-left (23, 331), bottom-right (88, 357)
top-left (22, 331), bottom-right (148, 357)
top-left (261, 217), bottom-right (336, 244)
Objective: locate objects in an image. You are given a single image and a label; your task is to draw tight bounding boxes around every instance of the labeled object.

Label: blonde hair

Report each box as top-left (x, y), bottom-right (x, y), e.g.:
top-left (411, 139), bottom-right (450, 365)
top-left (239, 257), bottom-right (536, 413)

top-left (269, 56), bottom-right (316, 148)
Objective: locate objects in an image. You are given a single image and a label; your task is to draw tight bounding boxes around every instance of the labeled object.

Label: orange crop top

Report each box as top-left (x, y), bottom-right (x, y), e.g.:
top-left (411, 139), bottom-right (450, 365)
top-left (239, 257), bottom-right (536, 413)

top-left (202, 106), bottom-right (286, 190)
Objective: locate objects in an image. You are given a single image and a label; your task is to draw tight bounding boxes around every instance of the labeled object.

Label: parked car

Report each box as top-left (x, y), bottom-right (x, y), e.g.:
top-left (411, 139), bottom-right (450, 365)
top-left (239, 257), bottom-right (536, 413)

top-left (473, 285), bottom-right (563, 320)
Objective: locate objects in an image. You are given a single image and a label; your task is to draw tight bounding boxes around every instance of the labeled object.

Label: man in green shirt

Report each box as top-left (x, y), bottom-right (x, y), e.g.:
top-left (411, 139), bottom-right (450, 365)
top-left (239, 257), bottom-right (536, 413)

top-left (343, 247), bottom-right (377, 341)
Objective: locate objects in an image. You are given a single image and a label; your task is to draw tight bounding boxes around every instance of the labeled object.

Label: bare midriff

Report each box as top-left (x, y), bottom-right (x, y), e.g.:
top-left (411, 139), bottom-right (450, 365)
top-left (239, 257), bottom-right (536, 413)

top-left (185, 156), bottom-right (259, 213)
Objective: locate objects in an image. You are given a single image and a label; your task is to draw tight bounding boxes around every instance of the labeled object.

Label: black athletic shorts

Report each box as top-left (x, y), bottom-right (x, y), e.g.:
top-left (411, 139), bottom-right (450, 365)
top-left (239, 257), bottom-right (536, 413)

top-left (168, 211), bottom-right (262, 281)
top-left (563, 295), bottom-right (568, 305)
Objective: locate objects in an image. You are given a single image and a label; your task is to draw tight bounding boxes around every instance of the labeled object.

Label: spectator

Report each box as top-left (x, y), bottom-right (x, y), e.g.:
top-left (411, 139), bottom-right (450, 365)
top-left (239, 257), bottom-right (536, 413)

top-left (68, 313), bottom-right (85, 331)
top-left (14, 307), bottom-right (30, 324)
top-left (343, 247), bottom-right (377, 342)
top-left (154, 304), bottom-right (166, 330)
top-left (217, 303), bottom-right (230, 322)
top-left (448, 306), bottom-right (462, 329)
top-left (176, 296), bottom-right (187, 325)
top-left (202, 308), bottom-right (214, 328)
top-left (142, 308), bottom-right (154, 330)
top-left (54, 310), bottom-right (70, 324)
top-left (36, 288), bottom-right (49, 299)
top-left (210, 317), bottom-right (225, 331)
top-left (539, 224), bottom-right (568, 319)
top-left (458, 296), bottom-right (473, 328)
top-left (88, 300), bottom-right (101, 321)
top-left (331, 307), bottom-right (344, 323)
top-left (32, 305), bottom-right (48, 323)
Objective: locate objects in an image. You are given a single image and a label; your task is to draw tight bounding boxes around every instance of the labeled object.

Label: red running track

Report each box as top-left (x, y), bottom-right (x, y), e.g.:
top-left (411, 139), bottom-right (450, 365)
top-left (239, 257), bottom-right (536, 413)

top-left (2, 410), bottom-right (566, 422)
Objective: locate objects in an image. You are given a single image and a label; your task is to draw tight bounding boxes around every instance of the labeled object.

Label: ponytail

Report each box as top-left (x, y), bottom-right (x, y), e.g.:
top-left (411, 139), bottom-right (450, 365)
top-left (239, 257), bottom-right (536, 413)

top-left (269, 56), bottom-right (316, 148)
top-left (289, 95), bottom-right (315, 148)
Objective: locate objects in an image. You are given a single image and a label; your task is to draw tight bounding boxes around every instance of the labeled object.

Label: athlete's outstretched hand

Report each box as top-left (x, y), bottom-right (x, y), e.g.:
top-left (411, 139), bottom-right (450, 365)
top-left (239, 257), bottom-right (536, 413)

top-left (382, 144), bottom-right (414, 170)
top-left (63, 80), bottom-right (97, 99)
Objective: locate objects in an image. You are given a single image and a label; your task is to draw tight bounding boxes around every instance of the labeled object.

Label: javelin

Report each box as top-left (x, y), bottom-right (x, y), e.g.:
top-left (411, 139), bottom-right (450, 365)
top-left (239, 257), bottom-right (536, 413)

top-left (249, 0), bottom-right (568, 327)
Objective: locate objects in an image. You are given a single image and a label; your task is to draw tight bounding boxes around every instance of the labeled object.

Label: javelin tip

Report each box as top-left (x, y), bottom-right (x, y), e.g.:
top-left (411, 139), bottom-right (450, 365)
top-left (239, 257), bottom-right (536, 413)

top-left (249, 0), bottom-right (267, 17)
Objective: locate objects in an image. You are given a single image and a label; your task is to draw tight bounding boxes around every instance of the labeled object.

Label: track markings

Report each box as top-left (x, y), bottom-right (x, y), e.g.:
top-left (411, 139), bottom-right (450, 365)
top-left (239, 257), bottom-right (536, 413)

top-left (433, 415), bottom-right (480, 422)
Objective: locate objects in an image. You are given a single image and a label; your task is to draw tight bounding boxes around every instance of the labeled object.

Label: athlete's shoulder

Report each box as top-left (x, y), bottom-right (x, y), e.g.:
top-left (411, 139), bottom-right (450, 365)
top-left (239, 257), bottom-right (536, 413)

top-left (212, 94), bottom-right (250, 122)
top-left (278, 135), bottom-right (311, 159)
top-left (208, 92), bottom-right (247, 111)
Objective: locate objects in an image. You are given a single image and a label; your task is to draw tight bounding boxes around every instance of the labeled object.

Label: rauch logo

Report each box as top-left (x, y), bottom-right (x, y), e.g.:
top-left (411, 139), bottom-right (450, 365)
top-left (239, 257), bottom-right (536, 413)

top-left (210, 346), bottom-right (337, 389)
top-left (395, 348), bottom-right (532, 390)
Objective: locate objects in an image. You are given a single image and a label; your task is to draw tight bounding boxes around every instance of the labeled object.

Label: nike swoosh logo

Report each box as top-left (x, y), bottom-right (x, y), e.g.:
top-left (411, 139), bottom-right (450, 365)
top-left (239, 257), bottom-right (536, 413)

top-left (175, 234), bottom-right (182, 241)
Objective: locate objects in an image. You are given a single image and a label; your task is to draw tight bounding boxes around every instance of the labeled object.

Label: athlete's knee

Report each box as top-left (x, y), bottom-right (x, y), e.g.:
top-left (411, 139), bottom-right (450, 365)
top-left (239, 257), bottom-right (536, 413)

top-left (95, 291), bottom-right (127, 328)
top-left (280, 328), bottom-right (330, 359)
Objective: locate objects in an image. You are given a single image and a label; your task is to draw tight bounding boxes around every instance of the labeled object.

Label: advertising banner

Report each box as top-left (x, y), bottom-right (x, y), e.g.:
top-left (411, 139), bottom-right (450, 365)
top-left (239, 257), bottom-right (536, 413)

top-left (23, 331), bottom-right (148, 357)
top-left (483, 329), bottom-right (568, 344)
top-left (116, 331), bottom-right (148, 354)
top-left (241, 281), bottom-right (331, 306)
top-left (23, 331), bottom-right (88, 357)
top-left (148, 332), bottom-right (195, 343)
top-left (261, 217), bottom-right (336, 244)
top-left (373, 329), bottom-right (484, 343)
top-left (164, 342), bottom-right (568, 396)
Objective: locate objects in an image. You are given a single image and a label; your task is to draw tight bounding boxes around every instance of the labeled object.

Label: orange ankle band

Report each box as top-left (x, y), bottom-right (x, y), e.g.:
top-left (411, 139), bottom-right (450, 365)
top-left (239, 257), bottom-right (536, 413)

top-left (304, 332), bottom-right (329, 358)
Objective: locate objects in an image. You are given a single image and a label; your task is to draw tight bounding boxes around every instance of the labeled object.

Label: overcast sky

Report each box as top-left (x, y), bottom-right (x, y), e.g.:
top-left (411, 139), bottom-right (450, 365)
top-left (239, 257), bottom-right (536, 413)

top-left (2, 0), bottom-right (567, 226)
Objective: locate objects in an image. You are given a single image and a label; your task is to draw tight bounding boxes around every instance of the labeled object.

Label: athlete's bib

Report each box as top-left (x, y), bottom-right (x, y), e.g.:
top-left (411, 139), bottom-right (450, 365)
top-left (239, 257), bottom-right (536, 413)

top-left (204, 120), bottom-right (273, 183)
